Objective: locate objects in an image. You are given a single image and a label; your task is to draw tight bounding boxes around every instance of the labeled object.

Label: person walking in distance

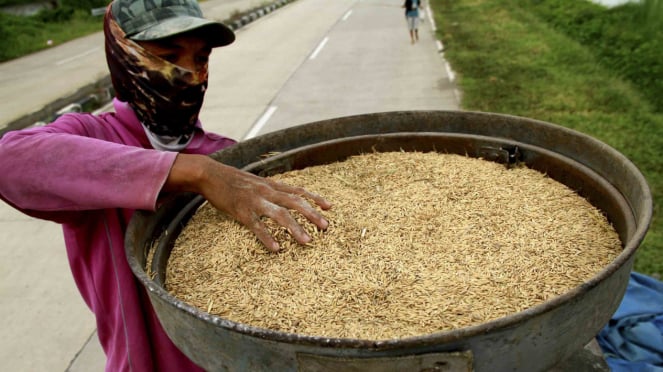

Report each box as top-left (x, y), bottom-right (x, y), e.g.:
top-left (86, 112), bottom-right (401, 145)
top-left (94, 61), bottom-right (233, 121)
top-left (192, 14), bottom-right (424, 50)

top-left (404, 0), bottom-right (421, 44)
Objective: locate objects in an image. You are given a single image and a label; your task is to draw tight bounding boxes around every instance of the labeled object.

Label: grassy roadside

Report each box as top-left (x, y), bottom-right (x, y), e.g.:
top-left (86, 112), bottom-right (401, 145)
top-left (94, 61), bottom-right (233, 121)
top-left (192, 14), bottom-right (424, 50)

top-left (0, 0), bottom-right (256, 62)
top-left (0, 4), bottom-right (104, 62)
top-left (430, 0), bottom-right (662, 278)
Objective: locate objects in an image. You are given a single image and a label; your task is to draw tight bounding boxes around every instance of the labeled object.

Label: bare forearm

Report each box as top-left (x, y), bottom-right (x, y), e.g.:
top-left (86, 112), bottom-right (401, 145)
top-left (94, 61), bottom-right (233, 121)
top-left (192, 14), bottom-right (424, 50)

top-left (164, 153), bottom-right (212, 194)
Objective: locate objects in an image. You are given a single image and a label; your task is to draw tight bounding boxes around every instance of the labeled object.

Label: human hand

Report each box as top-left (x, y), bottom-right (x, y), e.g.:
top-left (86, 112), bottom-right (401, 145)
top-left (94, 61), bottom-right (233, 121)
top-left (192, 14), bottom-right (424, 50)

top-left (167, 154), bottom-right (331, 252)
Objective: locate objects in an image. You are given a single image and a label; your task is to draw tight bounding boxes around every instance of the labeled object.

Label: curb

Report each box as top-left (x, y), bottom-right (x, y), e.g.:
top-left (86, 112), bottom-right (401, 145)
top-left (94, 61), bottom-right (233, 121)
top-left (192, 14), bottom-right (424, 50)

top-left (426, 2), bottom-right (462, 106)
top-left (0, 0), bottom-right (297, 137)
top-left (226, 0), bottom-right (294, 31)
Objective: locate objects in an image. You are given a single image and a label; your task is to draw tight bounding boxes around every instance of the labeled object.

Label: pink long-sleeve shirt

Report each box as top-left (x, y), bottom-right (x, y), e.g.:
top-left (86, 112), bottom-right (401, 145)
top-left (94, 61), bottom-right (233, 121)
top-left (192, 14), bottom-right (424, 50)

top-left (0, 99), bottom-right (236, 371)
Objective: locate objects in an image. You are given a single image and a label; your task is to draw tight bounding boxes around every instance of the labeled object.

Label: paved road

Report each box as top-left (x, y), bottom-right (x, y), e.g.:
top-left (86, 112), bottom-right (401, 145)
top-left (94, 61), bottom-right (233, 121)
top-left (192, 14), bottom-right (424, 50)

top-left (198, 0), bottom-right (458, 140)
top-left (0, 0), bottom-right (457, 370)
top-left (0, 0), bottom-right (273, 130)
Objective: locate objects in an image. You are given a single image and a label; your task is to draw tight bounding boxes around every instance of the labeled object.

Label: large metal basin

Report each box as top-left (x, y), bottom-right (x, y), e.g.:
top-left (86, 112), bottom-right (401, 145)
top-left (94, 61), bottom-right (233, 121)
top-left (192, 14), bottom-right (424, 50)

top-left (125, 111), bottom-right (652, 371)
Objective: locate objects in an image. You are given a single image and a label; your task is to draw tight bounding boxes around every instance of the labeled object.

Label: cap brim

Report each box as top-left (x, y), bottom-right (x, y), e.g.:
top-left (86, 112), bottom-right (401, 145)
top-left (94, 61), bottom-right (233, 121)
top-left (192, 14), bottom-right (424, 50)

top-left (129, 16), bottom-right (235, 47)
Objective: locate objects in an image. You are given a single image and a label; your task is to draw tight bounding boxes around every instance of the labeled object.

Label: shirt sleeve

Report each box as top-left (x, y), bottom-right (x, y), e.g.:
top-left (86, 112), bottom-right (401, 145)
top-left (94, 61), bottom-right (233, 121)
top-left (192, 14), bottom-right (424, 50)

top-left (0, 115), bottom-right (177, 219)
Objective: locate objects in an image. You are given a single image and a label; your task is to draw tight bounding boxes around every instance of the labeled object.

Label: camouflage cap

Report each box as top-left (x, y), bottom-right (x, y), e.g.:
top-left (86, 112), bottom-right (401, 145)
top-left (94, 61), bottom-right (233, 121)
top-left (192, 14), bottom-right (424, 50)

top-left (111, 0), bottom-right (234, 47)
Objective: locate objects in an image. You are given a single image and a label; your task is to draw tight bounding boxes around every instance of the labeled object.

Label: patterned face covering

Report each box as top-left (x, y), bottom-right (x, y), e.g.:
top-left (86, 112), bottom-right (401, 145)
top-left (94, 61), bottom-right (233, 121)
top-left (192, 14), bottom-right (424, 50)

top-left (103, 8), bottom-right (208, 139)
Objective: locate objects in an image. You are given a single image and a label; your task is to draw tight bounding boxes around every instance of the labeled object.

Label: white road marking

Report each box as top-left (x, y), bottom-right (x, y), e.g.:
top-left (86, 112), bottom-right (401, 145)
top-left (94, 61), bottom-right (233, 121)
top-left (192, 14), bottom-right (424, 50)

top-left (55, 47), bottom-right (101, 66)
top-left (342, 10), bottom-right (353, 21)
top-left (244, 105), bottom-right (277, 140)
top-left (309, 37), bottom-right (329, 60)
top-left (445, 61), bottom-right (456, 82)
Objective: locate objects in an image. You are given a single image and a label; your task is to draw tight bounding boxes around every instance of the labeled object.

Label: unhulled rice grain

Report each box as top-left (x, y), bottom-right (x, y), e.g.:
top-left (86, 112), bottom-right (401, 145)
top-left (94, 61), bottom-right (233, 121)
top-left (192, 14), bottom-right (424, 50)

top-left (165, 151), bottom-right (621, 340)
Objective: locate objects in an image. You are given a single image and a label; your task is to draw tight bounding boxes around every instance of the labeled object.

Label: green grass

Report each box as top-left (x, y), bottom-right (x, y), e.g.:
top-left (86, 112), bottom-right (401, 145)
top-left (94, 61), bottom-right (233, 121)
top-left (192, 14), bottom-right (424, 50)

top-left (431, 0), bottom-right (663, 278)
top-left (523, 0), bottom-right (663, 113)
top-left (0, 8), bottom-right (103, 62)
top-left (0, 0), bottom-right (245, 62)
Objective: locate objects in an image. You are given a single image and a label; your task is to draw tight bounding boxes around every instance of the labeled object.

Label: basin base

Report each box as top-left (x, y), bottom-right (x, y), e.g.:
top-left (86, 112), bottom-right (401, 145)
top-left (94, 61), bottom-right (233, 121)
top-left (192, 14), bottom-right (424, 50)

top-left (550, 340), bottom-right (609, 371)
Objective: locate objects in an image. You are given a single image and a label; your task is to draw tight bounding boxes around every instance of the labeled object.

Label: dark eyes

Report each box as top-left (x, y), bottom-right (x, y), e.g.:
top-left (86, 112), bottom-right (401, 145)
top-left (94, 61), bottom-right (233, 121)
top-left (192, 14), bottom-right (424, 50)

top-left (160, 54), bottom-right (179, 64)
top-left (158, 53), bottom-right (209, 68)
top-left (196, 55), bottom-right (209, 65)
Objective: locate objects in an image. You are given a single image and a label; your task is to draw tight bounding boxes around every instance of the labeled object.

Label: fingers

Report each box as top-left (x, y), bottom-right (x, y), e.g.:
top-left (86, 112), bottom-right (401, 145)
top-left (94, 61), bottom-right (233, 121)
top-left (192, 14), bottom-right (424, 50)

top-left (300, 188), bottom-right (333, 211)
top-left (200, 162), bottom-right (331, 252)
top-left (241, 188), bottom-right (328, 252)
top-left (270, 186), bottom-right (330, 231)
top-left (243, 209), bottom-right (311, 253)
top-left (246, 215), bottom-right (281, 253)
top-left (281, 183), bottom-right (333, 210)
top-left (261, 201), bottom-right (314, 248)
top-left (267, 179), bottom-right (332, 212)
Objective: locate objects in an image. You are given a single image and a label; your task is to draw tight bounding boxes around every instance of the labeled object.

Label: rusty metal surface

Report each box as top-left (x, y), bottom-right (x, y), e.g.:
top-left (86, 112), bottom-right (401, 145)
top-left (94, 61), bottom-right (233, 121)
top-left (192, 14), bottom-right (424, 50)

top-left (125, 111), bottom-right (653, 372)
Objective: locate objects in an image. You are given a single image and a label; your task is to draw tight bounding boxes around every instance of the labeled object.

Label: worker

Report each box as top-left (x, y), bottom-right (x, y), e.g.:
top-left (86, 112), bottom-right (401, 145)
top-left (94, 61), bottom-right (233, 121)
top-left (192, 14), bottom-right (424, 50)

top-left (0, 0), bottom-right (331, 370)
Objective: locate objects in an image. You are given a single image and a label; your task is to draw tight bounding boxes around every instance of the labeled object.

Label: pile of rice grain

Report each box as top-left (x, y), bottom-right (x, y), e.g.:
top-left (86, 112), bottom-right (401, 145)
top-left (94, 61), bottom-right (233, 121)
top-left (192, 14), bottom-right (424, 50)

top-left (166, 151), bottom-right (621, 340)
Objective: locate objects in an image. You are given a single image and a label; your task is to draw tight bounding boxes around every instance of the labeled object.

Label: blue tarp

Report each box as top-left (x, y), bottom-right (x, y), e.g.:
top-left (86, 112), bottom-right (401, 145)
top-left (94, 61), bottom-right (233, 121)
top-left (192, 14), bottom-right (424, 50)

top-left (597, 272), bottom-right (663, 372)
